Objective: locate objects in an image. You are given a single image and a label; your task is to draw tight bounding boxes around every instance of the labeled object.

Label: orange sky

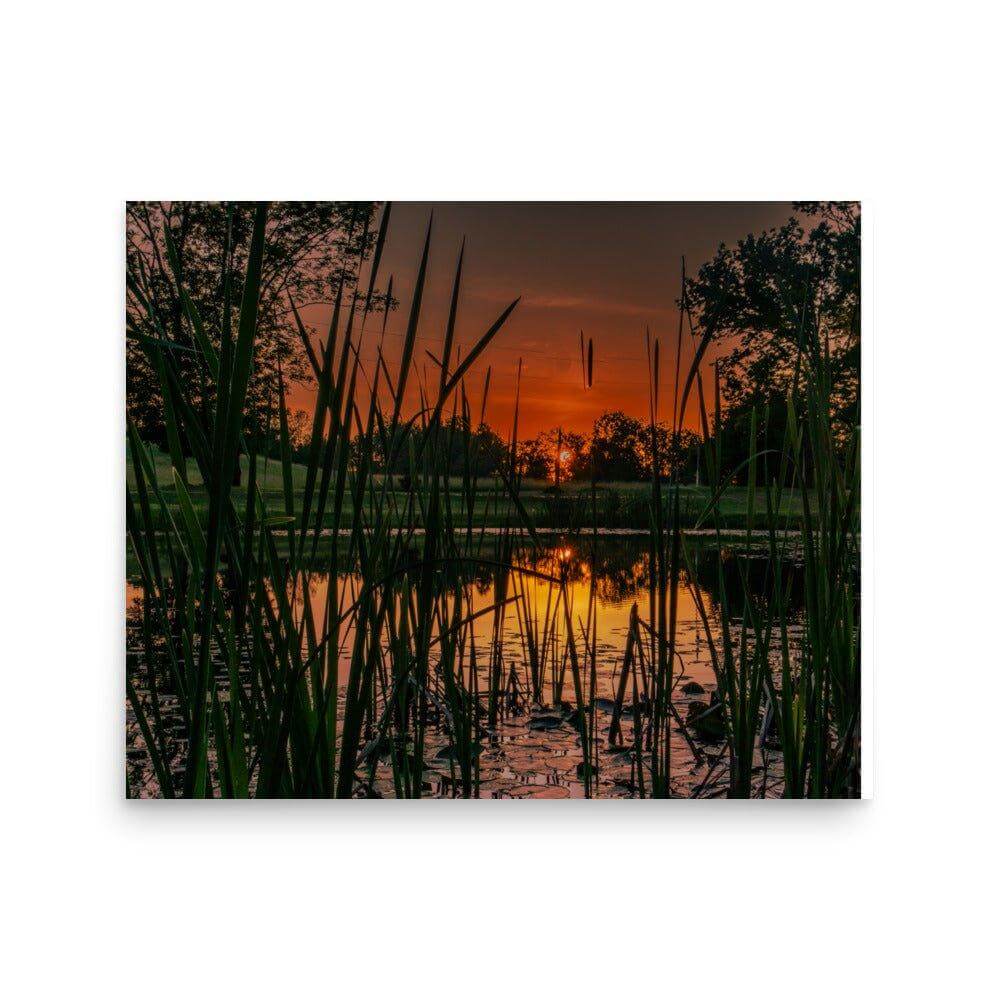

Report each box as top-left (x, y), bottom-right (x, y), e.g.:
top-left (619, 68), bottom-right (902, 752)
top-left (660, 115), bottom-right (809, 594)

top-left (288, 202), bottom-right (794, 439)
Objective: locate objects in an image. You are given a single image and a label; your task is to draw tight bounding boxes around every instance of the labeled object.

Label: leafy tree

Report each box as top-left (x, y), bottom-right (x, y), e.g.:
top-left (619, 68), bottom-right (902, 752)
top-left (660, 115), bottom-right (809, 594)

top-left (685, 202), bottom-right (860, 440)
top-left (355, 415), bottom-right (508, 479)
top-left (516, 437), bottom-right (551, 481)
top-left (257, 407), bottom-right (312, 463)
top-left (126, 201), bottom-right (383, 452)
top-left (646, 426), bottom-right (702, 482)
top-left (517, 428), bottom-right (587, 483)
top-left (712, 388), bottom-right (791, 485)
top-left (589, 411), bottom-right (646, 481)
top-left (439, 417), bottom-right (509, 477)
top-left (515, 418), bottom-right (702, 484)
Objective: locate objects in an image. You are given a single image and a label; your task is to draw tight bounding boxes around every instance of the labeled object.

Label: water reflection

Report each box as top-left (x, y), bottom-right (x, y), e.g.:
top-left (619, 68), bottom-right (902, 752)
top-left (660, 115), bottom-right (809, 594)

top-left (125, 538), bottom-right (803, 798)
top-left (126, 537), bottom-right (803, 688)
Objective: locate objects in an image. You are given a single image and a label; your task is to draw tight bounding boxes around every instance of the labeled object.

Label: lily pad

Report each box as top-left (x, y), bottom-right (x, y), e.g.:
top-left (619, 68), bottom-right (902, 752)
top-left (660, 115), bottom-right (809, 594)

top-left (528, 716), bottom-right (563, 731)
top-left (504, 784), bottom-right (571, 799)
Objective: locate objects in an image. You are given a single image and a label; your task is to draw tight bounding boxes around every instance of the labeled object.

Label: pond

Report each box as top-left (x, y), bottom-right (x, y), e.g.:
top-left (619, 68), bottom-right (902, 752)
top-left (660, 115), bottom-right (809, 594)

top-left (126, 536), bottom-right (803, 798)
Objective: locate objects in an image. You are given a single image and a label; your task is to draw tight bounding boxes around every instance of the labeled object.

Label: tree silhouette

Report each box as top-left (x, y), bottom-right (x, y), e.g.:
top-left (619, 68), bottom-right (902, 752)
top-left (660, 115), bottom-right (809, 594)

top-left (589, 411), bottom-right (646, 481)
top-left (685, 201), bottom-right (860, 438)
top-left (126, 201), bottom-right (383, 450)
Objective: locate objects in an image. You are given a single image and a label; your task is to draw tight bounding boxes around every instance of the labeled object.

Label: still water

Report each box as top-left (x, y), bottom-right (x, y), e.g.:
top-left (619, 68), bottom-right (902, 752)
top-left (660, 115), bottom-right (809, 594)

top-left (126, 537), bottom-right (798, 798)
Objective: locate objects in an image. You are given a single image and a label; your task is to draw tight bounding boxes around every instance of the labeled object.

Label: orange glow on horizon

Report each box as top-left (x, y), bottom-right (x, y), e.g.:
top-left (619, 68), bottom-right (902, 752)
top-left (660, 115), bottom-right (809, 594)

top-left (284, 202), bottom-right (796, 438)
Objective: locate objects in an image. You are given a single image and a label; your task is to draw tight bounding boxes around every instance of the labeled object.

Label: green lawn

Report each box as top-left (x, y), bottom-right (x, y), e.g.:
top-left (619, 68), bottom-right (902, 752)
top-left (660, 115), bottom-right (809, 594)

top-left (128, 448), bottom-right (804, 531)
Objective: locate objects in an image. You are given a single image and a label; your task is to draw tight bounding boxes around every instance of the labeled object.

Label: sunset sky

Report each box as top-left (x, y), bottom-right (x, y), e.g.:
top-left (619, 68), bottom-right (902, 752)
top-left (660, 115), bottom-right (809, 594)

top-left (289, 202), bottom-right (795, 438)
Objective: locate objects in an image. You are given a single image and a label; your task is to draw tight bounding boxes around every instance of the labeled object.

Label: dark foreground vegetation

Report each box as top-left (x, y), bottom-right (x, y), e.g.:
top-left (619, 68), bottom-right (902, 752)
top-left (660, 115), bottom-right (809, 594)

top-left (125, 201), bottom-right (860, 798)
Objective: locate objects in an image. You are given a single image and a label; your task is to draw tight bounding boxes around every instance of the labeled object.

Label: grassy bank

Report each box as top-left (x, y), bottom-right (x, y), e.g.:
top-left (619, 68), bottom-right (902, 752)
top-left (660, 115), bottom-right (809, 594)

top-left (127, 448), bottom-right (806, 532)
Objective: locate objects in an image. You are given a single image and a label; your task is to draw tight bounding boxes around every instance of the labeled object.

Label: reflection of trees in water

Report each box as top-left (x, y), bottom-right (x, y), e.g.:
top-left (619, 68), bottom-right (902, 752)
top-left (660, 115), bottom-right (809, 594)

top-left (508, 539), bottom-right (812, 613)
top-left (510, 539), bottom-right (652, 604)
top-left (686, 548), bottom-right (807, 613)
top-left (294, 540), bottom-right (651, 599)
top-left (127, 541), bottom-right (816, 638)
top-left (298, 540), bottom-right (799, 610)
top-left (588, 546), bottom-right (651, 604)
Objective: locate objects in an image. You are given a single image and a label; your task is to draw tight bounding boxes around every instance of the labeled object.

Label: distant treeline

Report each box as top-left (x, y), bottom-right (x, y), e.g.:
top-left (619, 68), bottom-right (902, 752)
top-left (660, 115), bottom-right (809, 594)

top-left (252, 410), bottom-right (704, 484)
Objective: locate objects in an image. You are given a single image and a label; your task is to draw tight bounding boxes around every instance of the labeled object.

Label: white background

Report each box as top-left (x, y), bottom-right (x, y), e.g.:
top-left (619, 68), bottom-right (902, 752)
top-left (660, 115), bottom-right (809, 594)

top-left (2, 2), bottom-right (998, 997)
